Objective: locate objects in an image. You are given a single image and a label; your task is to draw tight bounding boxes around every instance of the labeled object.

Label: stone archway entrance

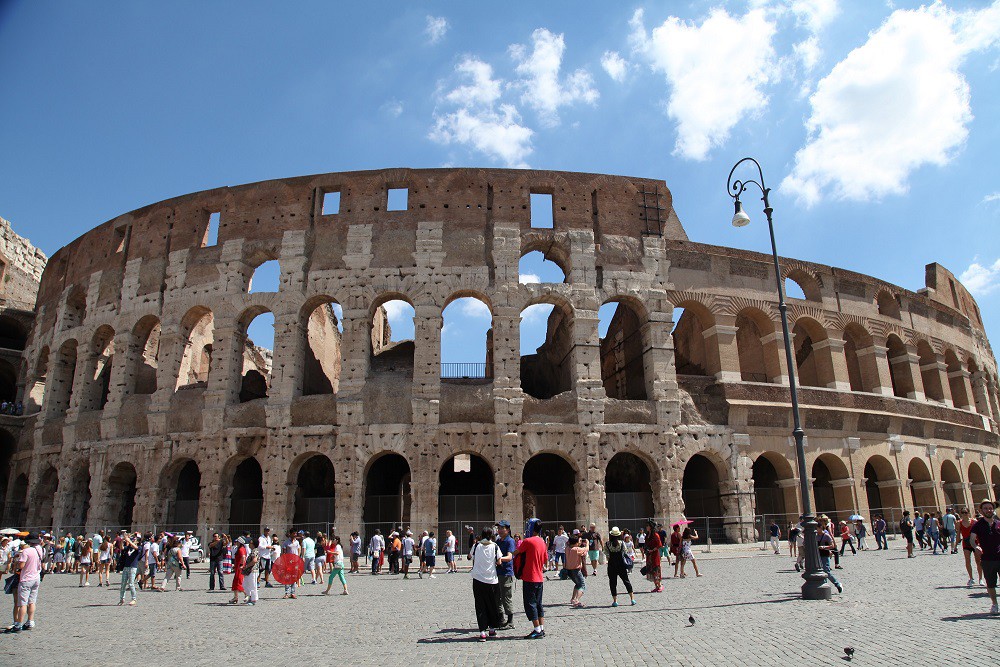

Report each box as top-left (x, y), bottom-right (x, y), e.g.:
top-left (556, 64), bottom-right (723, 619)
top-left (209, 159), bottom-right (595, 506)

top-left (605, 452), bottom-right (654, 535)
top-left (293, 455), bottom-right (335, 530)
top-left (169, 460), bottom-right (201, 531)
top-left (864, 455), bottom-right (902, 518)
top-left (363, 454), bottom-right (411, 538)
top-left (438, 454), bottom-right (494, 539)
top-left (522, 454), bottom-right (577, 528)
top-left (228, 458), bottom-right (263, 535)
top-left (682, 453), bottom-right (731, 543)
top-left (33, 466), bottom-right (59, 529)
top-left (107, 463), bottom-right (137, 531)
top-left (908, 459), bottom-right (936, 513)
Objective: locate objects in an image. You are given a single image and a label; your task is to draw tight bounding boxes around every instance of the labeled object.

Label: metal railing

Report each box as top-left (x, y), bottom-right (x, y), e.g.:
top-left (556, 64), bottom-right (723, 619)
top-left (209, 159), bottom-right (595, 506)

top-left (440, 362), bottom-right (491, 379)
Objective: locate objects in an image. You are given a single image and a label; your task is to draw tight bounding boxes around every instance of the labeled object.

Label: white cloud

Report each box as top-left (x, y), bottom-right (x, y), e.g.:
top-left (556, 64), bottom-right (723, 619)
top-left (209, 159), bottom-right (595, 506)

top-left (510, 28), bottom-right (598, 127)
top-left (381, 300), bottom-right (413, 327)
top-left (984, 192), bottom-right (1000, 203)
top-left (782, 3), bottom-right (1000, 206)
top-left (960, 258), bottom-right (1000, 296)
top-left (630, 8), bottom-right (778, 161)
top-left (790, 0), bottom-right (839, 33)
top-left (429, 57), bottom-right (534, 167)
top-left (459, 298), bottom-right (492, 319)
top-left (519, 273), bottom-right (541, 284)
top-left (425, 15), bottom-right (449, 44)
top-left (520, 303), bottom-right (554, 324)
top-left (601, 50), bottom-right (629, 82)
top-left (793, 35), bottom-right (822, 71)
top-left (380, 99), bottom-right (403, 118)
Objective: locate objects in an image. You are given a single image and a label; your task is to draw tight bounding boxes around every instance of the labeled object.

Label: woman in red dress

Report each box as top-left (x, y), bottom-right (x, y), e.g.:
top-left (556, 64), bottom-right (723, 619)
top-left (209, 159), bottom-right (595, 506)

top-left (230, 536), bottom-right (247, 604)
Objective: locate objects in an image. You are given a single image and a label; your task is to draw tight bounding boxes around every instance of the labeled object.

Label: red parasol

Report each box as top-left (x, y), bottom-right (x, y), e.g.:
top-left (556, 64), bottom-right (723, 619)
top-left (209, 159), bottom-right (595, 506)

top-left (271, 553), bottom-right (305, 585)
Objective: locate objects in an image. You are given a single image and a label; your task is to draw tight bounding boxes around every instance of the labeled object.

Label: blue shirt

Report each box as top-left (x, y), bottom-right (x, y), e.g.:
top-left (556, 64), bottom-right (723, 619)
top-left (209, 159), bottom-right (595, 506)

top-left (495, 535), bottom-right (516, 577)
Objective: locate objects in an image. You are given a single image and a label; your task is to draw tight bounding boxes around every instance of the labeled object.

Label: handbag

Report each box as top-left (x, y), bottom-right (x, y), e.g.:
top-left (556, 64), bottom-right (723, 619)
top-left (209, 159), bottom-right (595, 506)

top-left (4, 572), bottom-right (19, 595)
top-left (622, 549), bottom-right (634, 569)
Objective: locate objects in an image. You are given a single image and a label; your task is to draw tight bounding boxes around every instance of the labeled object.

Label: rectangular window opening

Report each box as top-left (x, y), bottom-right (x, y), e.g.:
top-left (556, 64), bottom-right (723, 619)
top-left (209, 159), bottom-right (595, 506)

top-left (204, 211), bottom-right (220, 247)
top-left (322, 191), bottom-right (341, 215)
top-left (387, 187), bottom-right (408, 211)
top-left (114, 226), bottom-right (131, 254)
top-left (530, 193), bottom-right (554, 228)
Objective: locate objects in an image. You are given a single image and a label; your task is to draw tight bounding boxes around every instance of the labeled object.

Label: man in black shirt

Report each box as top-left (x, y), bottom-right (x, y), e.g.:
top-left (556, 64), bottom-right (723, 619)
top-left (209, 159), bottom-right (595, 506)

top-left (207, 533), bottom-right (225, 591)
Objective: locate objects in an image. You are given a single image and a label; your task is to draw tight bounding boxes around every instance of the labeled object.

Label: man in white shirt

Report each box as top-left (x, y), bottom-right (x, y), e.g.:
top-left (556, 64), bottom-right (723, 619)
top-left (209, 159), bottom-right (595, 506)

top-left (281, 531), bottom-right (301, 599)
top-left (402, 531), bottom-right (415, 579)
top-left (257, 528), bottom-right (273, 587)
top-left (444, 530), bottom-right (457, 573)
top-left (553, 526), bottom-right (569, 568)
top-left (301, 532), bottom-right (317, 584)
top-left (142, 537), bottom-right (161, 591)
top-left (369, 529), bottom-right (385, 575)
top-left (180, 531), bottom-right (194, 579)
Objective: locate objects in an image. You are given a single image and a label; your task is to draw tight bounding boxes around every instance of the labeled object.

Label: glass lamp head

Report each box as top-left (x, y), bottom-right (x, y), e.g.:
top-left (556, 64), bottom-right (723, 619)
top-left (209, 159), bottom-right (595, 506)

top-left (732, 199), bottom-right (751, 227)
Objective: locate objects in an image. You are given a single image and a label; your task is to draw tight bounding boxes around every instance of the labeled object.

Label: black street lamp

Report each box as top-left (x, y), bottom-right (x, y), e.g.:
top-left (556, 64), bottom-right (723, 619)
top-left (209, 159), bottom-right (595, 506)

top-left (726, 156), bottom-right (832, 600)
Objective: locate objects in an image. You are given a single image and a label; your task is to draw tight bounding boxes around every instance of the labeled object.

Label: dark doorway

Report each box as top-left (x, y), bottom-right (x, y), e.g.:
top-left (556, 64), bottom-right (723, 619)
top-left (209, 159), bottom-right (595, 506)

top-left (682, 454), bottom-right (726, 543)
top-left (522, 454), bottom-right (577, 527)
top-left (170, 461), bottom-right (201, 530)
top-left (293, 455), bottom-right (335, 529)
top-left (438, 454), bottom-right (494, 538)
top-left (363, 454), bottom-right (411, 539)
top-left (228, 458), bottom-right (263, 535)
top-left (752, 455), bottom-right (787, 521)
top-left (605, 453), bottom-right (654, 535)
top-left (108, 463), bottom-right (137, 531)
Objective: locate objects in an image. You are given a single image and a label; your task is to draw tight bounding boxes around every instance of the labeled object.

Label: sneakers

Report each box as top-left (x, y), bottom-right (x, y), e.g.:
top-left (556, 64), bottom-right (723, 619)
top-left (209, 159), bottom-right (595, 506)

top-left (991, 603), bottom-right (999, 616)
top-left (835, 583), bottom-right (844, 594)
top-left (25, 621), bottom-right (35, 629)
top-left (4, 625), bottom-right (21, 634)
top-left (128, 600), bottom-right (136, 606)
top-left (479, 632), bottom-right (487, 642)
top-left (968, 578), bottom-right (976, 587)
top-left (612, 601), bottom-right (619, 607)
top-left (488, 630), bottom-right (497, 637)
top-left (429, 574), bottom-right (436, 579)
top-left (525, 629), bottom-right (545, 639)
top-left (631, 598), bottom-right (637, 605)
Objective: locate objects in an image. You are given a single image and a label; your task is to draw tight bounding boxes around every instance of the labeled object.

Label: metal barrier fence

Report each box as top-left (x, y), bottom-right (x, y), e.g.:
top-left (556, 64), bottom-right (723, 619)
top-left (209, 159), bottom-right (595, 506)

top-left (440, 363), bottom-right (491, 379)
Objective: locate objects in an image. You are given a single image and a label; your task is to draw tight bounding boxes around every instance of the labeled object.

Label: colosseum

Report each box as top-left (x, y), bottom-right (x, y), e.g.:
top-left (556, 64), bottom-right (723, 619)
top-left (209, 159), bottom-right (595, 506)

top-left (4, 167), bottom-right (1000, 543)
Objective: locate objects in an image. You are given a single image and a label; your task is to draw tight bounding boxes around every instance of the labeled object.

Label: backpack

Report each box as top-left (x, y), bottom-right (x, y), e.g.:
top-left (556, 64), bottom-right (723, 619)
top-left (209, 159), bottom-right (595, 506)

top-left (512, 549), bottom-right (526, 579)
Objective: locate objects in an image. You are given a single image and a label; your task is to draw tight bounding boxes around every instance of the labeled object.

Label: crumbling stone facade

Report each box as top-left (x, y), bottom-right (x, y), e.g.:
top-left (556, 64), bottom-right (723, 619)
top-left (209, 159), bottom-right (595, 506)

top-left (4, 169), bottom-right (999, 543)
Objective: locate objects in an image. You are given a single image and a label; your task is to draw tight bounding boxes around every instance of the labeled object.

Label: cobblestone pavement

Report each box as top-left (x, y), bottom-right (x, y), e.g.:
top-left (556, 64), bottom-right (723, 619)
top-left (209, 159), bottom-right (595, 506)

top-left (2, 541), bottom-right (997, 666)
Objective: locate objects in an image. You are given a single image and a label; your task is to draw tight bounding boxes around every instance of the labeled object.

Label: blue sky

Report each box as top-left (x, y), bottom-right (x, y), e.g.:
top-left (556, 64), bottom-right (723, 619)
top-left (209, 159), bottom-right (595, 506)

top-left (2, 1), bottom-right (999, 359)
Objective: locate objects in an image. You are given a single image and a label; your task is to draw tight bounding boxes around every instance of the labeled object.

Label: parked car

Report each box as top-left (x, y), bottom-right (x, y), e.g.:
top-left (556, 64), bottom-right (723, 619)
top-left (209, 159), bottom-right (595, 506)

top-left (186, 536), bottom-right (205, 563)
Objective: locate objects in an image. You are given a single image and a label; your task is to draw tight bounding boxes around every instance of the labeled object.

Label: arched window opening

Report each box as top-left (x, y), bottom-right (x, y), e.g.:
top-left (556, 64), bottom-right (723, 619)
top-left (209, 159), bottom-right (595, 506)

top-left (908, 459), bottom-right (935, 513)
top-left (6, 473), bottom-right (28, 526)
top-left (47, 340), bottom-right (78, 417)
top-left (248, 259), bottom-right (280, 294)
top-left (240, 311), bottom-right (273, 403)
top-left (752, 454), bottom-right (789, 522)
top-left (606, 453), bottom-right (654, 534)
top-left (917, 341), bottom-right (944, 402)
top-left (886, 335), bottom-right (912, 398)
top-left (968, 463), bottom-right (988, 504)
top-left (228, 457), bottom-right (263, 535)
top-left (672, 306), bottom-right (711, 377)
top-left (520, 301), bottom-right (573, 399)
top-left (78, 329), bottom-right (114, 413)
top-left (518, 250), bottom-right (567, 284)
top-left (940, 460), bottom-right (964, 509)
top-left (0, 360), bottom-right (17, 404)
top-left (107, 462), bottom-right (137, 531)
top-left (842, 326), bottom-right (869, 392)
top-left (302, 301), bottom-right (343, 395)
top-left (864, 456), bottom-right (900, 517)
top-left (27, 347), bottom-right (49, 412)
top-left (441, 297), bottom-right (493, 381)
top-left (812, 455), bottom-right (852, 523)
top-left (0, 315), bottom-right (28, 351)
top-left (439, 454), bottom-right (494, 538)
top-left (599, 301), bottom-right (648, 400)
top-left (293, 455), bottom-right (335, 529)
top-left (683, 454), bottom-right (727, 543)
top-left (177, 308), bottom-right (214, 390)
top-left (170, 460), bottom-right (201, 531)
top-left (129, 317), bottom-right (160, 395)
top-left (363, 454), bottom-right (411, 538)
top-left (945, 351), bottom-right (970, 409)
top-left (61, 287), bottom-right (87, 331)
top-left (876, 291), bottom-right (901, 319)
top-left (791, 320), bottom-right (826, 388)
top-left (370, 299), bottom-right (415, 376)
top-left (63, 466), bottom-right (91, 531)
top-left (523, 453), bottom-right (576, 527)
top-left (33, 466), bottom-right (59, 529)
top-left (735, 310), bottom-right (774, 383)
top-left (784, 269), bottom-right (820, 301)
top-left (812, 459), bottom-right (836, 518)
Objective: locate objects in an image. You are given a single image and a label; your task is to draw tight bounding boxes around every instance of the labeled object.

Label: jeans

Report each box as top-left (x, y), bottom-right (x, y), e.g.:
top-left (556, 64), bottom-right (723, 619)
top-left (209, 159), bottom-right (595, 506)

top-left (209, 559), bottom-right (225, 590)
top-left (119, 566), bottom-right (138, 602)
top-left (874, 531), bottom-right (888, 549)
top-left (928, 530), bottom-right (942, 553)
top-left (371, 551), bottom-right (381, 574)
top-left (284, 582), bottom-right (297, 596)
top-left (183, 556), bottom-right (191, 578)
top-left (770, 537), bottom-right (780, 552)
top-left (819, 555), bottom-right (841, 590)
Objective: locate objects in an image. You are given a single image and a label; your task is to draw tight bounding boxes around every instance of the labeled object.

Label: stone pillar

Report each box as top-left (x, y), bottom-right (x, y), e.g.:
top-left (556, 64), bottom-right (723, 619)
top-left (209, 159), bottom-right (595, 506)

top-left (495, 432), bottom-right (521, 521)
top-left (813, 338), bottom-right (851, 390)
top-left (891, 350), bottom-right (926, 400)
top-left (857, 345), bottom-right (894, 395)
top-left (411, 304), bottom-right (441, 426)
top-left (971, 372), bottom-right (991, 416)
top-left (579, 432), bottom-right (607, 527)
top-left (492, 306), bottom-right (523, 427)
top-left (203, 324), bottom-right (242, 432)
top-left (922, 358), bottom-right (952, 406)
top-left (267, 309), bottom-right (300, 406)
top-left (573, 308), bottom-right (604, 428)
top-left (949, 368), bottom-right (975, 410)
top-left (336, 305), bottom-right (370, 427)
top-left (703, 323), bottom-right (740, 383)
top-left (777, 478), bottom-right (801, 520)
top-left (760, 331), bottom-right (790, 385)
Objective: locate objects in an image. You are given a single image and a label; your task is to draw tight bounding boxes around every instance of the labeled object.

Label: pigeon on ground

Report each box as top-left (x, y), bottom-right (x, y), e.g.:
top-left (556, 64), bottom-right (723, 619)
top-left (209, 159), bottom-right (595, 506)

top-left (844, 647), bottom-right (855, 661)
top-left (688, 615), bottom-right (696, 626)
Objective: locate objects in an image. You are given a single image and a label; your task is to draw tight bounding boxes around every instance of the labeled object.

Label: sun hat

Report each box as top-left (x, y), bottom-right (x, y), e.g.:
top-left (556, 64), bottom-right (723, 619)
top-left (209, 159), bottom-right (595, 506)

top-left (609, 527), bottom-right (622, 537)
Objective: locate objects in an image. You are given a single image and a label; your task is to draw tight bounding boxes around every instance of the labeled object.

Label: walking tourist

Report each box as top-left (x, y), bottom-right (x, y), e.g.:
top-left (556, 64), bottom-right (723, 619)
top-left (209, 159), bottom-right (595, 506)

top-left (165, 537), bottom-right (184, 591)
top-left (900, 511), bottom-right (915, 558)
top-left (768, 520), bottom-right (781, 554)
top-left (230, 536), bottom-right (247, 604)
top-left (787, 522), bottom-right (798, 558)
top-left (959, 508), bottom-right (983, 586)
top-left (514, 518), bottom-right (547, 639)
top-left (208, 533), bottom-right (225, 591)
top-left (816, 516), bottom-right (843, 594)
top-left (444, 530), bottom-right (457, 573)
top-left (494, 521), bottom-right (515, 628)
top-left (241, 535), bottom-right (259, 605)
top-left (669, 524), bottom-right (682, 577)
top-left (117, 532), bottom-right (142, 606)
top-left (585, 523), bottom-right (603, 576)
top-left (873, 515), bottom-right (888, 550)
top-left (643, 521), bottom-right (663, 591)
top-left (301, 531), bottom-right (317, 584)
top-left (915, 512), bottom-right (926, 549)
top-left (470, 527), bottom-right (502, 642)
top-left (78, 537), bottom-right (92, 587)
top-left (323, 535), bottom-right (349, 596)
top-left (563, 534), bottom-right (587, 607)
top-left (402, 530), bottom-right (414, 578)
top-left (181, 531), bottom-right (194, 580)
top-left (839, 521), bottom-right (857, 556)
top-left (349, 531), bottom-right (361, 573)
top-left (369, 529), bottom-right (384, 575)
top-left (679, 526), bottom-right (702, 578)
top-left (926, 512), bottom-right (942, 554)
top-left (5, 534), bottom-right (42, 633)
top-left (97, 537), bottom-right (112, 586)
top-left (552, 526), bottom-right (568, 570)
top-left (943, 508), bottom-right (958, 554)
top-left (315, 532), bottom-right (327, 579)
top-left (855, 519), bottom-right (867, 550)
top-left (604, 527), bottom-right (635, 607)
top-left (257, 528), bottom-right (273, 587)
top-left (970, 499), bottom-right (1000, 615)
top-left (422, 531), bottom-right (438, 579)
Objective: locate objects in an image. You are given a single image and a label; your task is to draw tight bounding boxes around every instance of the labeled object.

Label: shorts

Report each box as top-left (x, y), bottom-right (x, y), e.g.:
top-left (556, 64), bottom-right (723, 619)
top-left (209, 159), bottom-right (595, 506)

top-left (588, 550), bottom-right (599, 562)
top-left (522, 581), bottom-right (544, 621)
top-left (16, 579), bottom-right (40, 606)
top-left (304, 557), bottom-right (315, 570)
top-left (983, 559), bottom-right (1000, 589)
top-left (315, 556), bottom-right (326, 567)
top-left (403, 556), bottom-right (413, 564)
top-left (259, 558), bottom-right (272, 574)
top-left (350, 553), bottom-right (360, 562)
top-left (425, 555), bottom-right (436, 567)
top-left (963, 537), bottom-right (973, 552)
top-left (554, 552), bottom-right (566, 565)
top-left (903, 532), bottom-right (914, 544)
top-left (445, 551), bottom-right (454, 563)
top-left (567, 568), bottom-right (586, 591)
top-left (147, 562), bottom-right (158, 577)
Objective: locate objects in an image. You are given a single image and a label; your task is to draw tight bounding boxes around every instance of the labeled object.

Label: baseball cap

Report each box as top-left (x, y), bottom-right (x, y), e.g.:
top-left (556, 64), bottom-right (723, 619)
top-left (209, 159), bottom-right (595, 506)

top-left (497, 520), bottom-right (511, 528)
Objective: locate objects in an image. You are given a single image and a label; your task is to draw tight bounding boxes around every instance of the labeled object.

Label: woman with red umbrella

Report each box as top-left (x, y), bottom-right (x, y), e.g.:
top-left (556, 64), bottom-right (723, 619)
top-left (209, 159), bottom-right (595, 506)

top-left (230, 536), bottom-right (247, 604)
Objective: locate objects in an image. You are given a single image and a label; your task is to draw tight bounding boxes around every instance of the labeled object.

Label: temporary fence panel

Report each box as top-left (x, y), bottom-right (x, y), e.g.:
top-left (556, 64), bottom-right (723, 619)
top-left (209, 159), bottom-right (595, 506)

top-left (437, 494), bottom-right (494, 542)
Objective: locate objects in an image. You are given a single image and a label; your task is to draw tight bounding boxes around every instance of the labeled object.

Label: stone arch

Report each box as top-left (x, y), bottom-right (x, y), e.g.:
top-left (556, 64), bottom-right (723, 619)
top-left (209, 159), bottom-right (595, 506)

top-left (672, 299), bottom-right (716, 377)
top-left (991, 465), bottom-right (1000, 503)
top-left (0, 314), bottom-right (28, 351)
top-left (237, 306), bottom-right (273, 403)
top-left (62, 462), bottom-right (92, 531)
top-left (363, 452), bottom-right (412, 537)
top-left (908, 458), bottom-right (936, 512)
top-left (842, 323), bottom-right (875, 392)
top-left (916, 340), bottom-right (945, 402)
top-left (0, 359), bottom-right (16, 404)
top-left (968, 462), bottom-right (989, 506)
top-left (291, 453), bottom-right (336, 529)
top-left (299, 296), bottom-right (343, 396)
top-left (875, 290), bottom-right (901, 319)
top-left (79, 325), bottom-right (115, 411)
top-left (735, 307), bottom-right (779, 383)
top-left (439, 453), bottom-right (495, 537)
top-left (247, 258), bottom-right (281, 294)
top-left (26, 346), bottom-right (49, 412)
top-left (784, 268), bottom-right (822, 302)
top-left (599, 296), bottom-right (650, 400)
top-left (681, 451), bottom-right (730, 541)
top-left (864, 454), bottom-right (901, 516)
top-left (31, 466), bottom-right (59, 529)
top-left (887, 334), bottom-right (915, 398)
top-left (369, 293), bottom-right (414, 376)
top-left (127, 315), bottom-right (161, 395)
top-left (176, 306), bottom-right (215, 390)
top-left (605, 451), bottom-right (655, 534)
top-left (940, 459), bottom-right (965, 509)
top-left (944, 349), bottom-right (971, 409)
top-left (61, 285), bottom-right (87, 331)
top-left (441, 292), bottom-right (494, 380)
top-left (752, 451), bottom-right (795, 522)
top-left (520, 295), bottom-right (575, 399)
top-left (791, 316), bottom-right (832, 388)
top-left (106, 462), bottom-right (137, 531)
top-left (522, 452), bottom-right (577, 527)
top-left (226, 456), bottom-right (263, 535)
top-left (47, 339), bottom-right (78, 417)
top-left (812, 453), bottom-right (852, 522)
top-left (520, 238), bottom-right (570, 282)
top-left (163, 459), bottom-right (201, 530)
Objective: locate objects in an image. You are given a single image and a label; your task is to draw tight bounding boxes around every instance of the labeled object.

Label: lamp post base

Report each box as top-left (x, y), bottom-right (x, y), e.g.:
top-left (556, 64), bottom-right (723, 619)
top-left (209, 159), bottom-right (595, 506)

top-left (800, 514), bottom-right (832, 600)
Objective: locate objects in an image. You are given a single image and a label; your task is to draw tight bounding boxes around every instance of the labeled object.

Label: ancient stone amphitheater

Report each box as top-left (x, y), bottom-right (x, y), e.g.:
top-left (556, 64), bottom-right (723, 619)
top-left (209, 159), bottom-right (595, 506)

top-left (7, 168), bottom-right (1000, 542)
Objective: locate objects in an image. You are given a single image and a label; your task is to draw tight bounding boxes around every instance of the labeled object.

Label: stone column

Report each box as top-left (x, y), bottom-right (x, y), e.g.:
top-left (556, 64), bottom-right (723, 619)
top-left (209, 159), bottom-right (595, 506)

top-left (203, 324), bottom-right (242, 432)
top-left (703, 323), bottom-right (740, 383)
top-left (856, 345), bottom-right (894, 395)
top-left (891, 349), bottom-right (926, 400)
top-left (922, 357), bottom-right (952, 406)
top-left (573, 308), bottom-right (604, 428)
top-left (971, 372), bottom-right (991, 416)
top-left (494, 432), bottom-right (521, 521)
top-left (411, 304), bottom-right (442, 426)
top-left (949, 368), bottom-right (975, 410)
top-left (579, 432), bottom-right (607, 527)
top-left (760, 331), bottom-right (790, 385)
top-left (813, 338), bottom-right (851, 390)
top-left (492, 306), bottom-right (523, 427)
top-left (642, 306), bottom-right (680, 426)
top-left (336, 305), bottom-right (370, 427)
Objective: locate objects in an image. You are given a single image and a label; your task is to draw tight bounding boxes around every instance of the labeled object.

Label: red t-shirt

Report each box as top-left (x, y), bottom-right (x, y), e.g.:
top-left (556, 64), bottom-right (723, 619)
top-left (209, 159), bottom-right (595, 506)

top-left (515, 536), bottom-right (547, 583)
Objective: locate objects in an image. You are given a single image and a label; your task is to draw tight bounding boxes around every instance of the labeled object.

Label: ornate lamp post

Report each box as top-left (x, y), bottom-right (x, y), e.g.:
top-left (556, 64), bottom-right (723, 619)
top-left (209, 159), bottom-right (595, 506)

top-left (726, 157), bottom-right (831, 600)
